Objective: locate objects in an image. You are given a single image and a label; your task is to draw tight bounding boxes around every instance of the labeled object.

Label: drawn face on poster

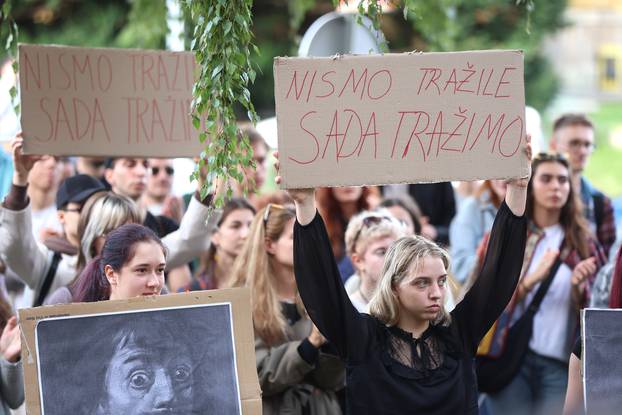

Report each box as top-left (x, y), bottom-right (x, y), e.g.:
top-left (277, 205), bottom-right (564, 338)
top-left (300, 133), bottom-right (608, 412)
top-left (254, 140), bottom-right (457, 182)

top-left (35, 304), bottom-right (241, 415)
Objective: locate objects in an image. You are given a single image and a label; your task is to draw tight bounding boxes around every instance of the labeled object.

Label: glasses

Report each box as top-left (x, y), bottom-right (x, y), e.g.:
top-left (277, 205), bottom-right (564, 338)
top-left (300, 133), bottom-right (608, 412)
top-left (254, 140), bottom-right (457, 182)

top-left (151, 166), bottom-right (174, 176)
top-left (568, 139), bottom-right (596, 151)
top-left (352, 215), bottom-right (391, 250)
top-left (62, 206), bottom-right (82, 214)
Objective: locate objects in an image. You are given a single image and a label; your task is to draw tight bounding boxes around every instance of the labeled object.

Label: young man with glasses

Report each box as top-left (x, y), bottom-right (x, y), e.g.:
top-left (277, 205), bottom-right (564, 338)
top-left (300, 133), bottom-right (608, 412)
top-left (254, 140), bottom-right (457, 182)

top-left (550, 113), bottom-right (616, 256)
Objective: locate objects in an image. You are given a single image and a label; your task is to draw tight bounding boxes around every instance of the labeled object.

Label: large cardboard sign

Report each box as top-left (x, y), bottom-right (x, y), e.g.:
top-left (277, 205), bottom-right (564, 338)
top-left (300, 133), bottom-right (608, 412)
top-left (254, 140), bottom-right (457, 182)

top-left (581, 308), bottom-right (622, 414)
top-left (19, 289), bottom-right (261, 414)
top-left (18, 44), bottom-right (205, 157)
top-left (273, 50), bottom-right (529, 188)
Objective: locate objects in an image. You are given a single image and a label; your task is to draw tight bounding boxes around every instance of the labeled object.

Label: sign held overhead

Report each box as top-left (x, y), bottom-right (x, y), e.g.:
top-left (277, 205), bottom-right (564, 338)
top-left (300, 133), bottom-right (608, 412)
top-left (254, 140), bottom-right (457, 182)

top-left (19, 44), bottom-right (205, 157)
top-left (273, 50), bottom-right (529, 188)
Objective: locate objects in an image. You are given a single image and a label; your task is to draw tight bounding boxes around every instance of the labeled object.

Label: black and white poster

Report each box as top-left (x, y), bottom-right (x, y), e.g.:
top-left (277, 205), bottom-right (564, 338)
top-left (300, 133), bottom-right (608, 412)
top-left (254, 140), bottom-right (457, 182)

top-left (582, 308), bottom-right (622, 415)
top-left (35, 303), bottom-right (242, 415)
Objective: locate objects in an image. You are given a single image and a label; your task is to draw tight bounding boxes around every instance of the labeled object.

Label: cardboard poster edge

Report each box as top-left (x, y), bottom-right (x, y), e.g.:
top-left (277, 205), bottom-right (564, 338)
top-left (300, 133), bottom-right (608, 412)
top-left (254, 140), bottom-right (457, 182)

top-left (18, 289), bottom-right (261, 415)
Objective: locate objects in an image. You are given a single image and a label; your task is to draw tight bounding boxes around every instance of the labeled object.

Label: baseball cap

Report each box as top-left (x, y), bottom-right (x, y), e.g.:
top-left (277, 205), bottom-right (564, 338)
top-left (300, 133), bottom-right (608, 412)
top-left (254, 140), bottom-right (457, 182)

top-left (56, 174), bottom-right (107, 210)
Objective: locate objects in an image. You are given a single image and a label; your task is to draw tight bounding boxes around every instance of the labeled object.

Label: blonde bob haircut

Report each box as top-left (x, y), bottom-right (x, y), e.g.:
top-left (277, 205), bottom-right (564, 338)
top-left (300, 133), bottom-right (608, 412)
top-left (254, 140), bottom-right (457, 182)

top-left (369, 236), bottom-right (452, 327)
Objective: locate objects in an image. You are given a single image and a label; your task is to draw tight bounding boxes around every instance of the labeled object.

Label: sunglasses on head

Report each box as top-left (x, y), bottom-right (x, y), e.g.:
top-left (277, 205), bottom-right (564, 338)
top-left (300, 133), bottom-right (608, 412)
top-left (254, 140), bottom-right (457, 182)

top-left (352, 215), bottom-right (392, 250)
top-left (151, 166), bottom-right (174, 176)
top-left (533, 152), bottom-right (567, 163)
top-left (263, 203), bottom-right (285, 228)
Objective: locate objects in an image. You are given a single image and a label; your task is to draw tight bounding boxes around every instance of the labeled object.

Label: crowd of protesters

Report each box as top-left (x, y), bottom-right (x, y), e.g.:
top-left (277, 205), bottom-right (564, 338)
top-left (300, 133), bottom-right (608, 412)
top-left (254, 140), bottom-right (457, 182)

top-left (0, 113), bottom-right (620, 415)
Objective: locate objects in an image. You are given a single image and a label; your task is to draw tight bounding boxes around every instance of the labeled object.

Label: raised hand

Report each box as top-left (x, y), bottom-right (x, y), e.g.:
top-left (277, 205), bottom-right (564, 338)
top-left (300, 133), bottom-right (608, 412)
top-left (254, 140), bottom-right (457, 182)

top-left (11, 133), bottom-right (43, 186)
top-left (505, 134), bottom-right (532, 216)
top-left (274, 151), bottom-right (316, 225)
top-left (273, 151), bottom-right (314, 203)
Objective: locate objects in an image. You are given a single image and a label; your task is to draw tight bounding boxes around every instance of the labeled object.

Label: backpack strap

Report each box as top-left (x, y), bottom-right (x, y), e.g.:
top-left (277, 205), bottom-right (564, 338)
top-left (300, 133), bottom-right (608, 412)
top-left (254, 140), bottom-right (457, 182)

top-left (34, 251), bottom-right (62, 307)
top-left (592, 192), bottom-right (605, 232)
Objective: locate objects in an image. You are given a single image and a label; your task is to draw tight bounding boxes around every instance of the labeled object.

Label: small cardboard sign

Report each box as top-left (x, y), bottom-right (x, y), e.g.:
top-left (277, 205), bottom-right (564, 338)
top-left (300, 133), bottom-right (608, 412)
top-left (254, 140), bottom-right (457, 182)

top-left (581, 308), bottom-right (622, 414)
top-left (18, 289), bottom-right (261, 415)
top-left (273, 50), bottom-right (529, 188)
top-left (18, 44), bottom-right (205, 157)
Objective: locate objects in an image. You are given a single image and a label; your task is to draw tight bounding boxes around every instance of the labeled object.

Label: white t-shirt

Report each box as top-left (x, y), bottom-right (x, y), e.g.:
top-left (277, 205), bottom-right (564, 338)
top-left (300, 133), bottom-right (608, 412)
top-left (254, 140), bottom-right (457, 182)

top-left (31, 204), bottom-right (62, 241)
top-left (348, 290), bottom-right (369, 314)
top-left (522, 224), bottom-right (575, 361)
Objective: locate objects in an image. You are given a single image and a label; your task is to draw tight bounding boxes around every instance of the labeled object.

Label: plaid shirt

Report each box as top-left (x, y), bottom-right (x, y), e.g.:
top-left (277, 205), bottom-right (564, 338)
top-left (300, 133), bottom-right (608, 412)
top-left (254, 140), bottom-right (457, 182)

top-left (581, 177), bottom-right (617, 256)
top-left (477, 221), bottom-right (607, 357)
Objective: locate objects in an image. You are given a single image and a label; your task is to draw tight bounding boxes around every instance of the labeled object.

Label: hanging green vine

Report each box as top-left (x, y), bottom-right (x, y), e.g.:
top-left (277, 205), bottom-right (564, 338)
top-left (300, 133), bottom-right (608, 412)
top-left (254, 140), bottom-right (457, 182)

top-left (184, 0), bottom-right (258, 209)
top-left (1, 0), bottom-right (19, 114)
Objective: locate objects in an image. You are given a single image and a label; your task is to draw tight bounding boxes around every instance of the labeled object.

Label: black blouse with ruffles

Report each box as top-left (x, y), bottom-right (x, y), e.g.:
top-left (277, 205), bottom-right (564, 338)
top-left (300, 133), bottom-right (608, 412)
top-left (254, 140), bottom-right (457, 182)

top-left (293, 201), bottom-right (527, 415)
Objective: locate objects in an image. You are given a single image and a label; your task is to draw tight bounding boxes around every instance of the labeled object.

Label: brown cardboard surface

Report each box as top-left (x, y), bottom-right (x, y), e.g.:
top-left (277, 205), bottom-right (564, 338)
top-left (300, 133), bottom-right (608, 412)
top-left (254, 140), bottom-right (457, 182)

top-left (273, 50), bottom-right (529, 188)
top-left (19, 43), bottom-right (205, 157)
top-left (18, 289), bottom-right (261, 414)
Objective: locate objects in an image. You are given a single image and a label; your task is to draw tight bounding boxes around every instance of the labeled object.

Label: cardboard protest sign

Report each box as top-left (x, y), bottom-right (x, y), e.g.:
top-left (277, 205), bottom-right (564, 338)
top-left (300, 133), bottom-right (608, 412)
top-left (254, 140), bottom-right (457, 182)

top-left (581, 308), bottom-right (622, 414)
top-left (18, 44), bottom-right (205, 157)
top-left (273, 50), bottom-right (529, 188)
top-left (19, 289), bottom-right (261, 414)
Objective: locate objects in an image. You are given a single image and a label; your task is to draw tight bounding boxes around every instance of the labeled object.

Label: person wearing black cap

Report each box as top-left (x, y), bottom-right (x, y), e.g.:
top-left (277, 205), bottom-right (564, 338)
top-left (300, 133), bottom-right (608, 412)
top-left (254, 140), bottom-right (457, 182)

top-left (0, 138), bottom-right (106, 307)
top-left (1, 136), bottom-right (223, 307)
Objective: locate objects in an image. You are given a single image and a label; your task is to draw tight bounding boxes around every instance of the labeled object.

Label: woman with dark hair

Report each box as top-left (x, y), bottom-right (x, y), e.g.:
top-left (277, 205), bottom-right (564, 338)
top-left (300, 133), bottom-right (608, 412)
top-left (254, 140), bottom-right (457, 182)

top-left (72, 223), bottom-right (167, 302)
top-left (183, 198), bottom-right (255, 291)
top-left (484, 153), bottom-right (606, 415)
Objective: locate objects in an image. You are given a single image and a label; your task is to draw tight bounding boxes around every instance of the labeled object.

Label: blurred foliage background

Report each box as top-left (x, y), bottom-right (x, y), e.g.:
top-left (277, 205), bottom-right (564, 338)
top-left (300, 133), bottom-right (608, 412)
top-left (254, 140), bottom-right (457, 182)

top-left (3, 0), bottom-right (566, 117)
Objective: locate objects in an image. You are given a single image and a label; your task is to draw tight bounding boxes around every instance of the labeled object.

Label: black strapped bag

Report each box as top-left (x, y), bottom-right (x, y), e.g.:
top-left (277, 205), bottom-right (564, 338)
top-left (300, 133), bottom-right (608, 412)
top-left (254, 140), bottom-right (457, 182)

top-left (476, 254), bottom-right (563, 394)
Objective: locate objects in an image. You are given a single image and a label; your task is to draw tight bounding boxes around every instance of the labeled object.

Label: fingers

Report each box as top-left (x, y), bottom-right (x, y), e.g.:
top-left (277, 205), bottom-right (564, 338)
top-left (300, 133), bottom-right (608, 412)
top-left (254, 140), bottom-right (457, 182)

top-left (275, 175), bottom-right (282, 185)
top-left (1, 316), bottom-right (17, 339)
top-left (6, 316), bottom-right (17, 330)
top-left (572, 257), bottom-right (597, 285)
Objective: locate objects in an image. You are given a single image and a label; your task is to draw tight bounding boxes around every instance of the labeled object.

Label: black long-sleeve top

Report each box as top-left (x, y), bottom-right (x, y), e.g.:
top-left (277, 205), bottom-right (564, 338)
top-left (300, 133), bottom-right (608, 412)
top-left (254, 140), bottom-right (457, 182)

top-left (294, 201), bottom-right (527, 415)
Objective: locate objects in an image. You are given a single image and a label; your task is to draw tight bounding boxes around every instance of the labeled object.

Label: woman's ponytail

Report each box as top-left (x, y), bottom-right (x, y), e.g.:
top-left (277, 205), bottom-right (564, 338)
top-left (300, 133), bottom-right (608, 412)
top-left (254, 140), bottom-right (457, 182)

top-left (71, 256), bottom-right (110, 303)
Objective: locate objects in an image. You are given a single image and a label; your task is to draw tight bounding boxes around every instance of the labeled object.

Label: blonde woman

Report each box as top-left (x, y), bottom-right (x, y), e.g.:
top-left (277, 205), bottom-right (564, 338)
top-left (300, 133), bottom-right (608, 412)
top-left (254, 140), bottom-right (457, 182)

top-left (230, 204), bottom-right (344, 415)
top-left (344, 209), bottom-right (407, 312)
top-left (274, 136), bottom-right (531, 414)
